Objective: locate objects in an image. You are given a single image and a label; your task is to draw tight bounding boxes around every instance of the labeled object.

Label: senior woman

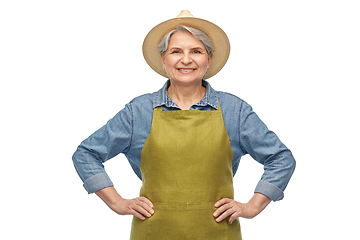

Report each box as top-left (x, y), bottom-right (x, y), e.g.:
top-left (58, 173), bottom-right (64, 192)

top-left (72, 10), bottom-right (296, 239)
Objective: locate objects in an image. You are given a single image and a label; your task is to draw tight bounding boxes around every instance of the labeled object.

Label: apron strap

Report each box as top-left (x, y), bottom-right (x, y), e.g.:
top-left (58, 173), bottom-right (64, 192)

top-left (154, 100), bottom-right (221, 112)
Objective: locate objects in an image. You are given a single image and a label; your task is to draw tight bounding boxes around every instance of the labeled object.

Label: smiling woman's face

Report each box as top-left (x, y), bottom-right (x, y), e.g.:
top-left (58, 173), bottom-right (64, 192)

top-left (161, 31), bottom-right (212, 85)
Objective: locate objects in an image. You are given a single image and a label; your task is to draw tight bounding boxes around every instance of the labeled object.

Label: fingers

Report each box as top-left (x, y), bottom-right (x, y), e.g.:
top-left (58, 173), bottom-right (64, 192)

top-left (213, 198), bottom-right (242, 224)
top-left (213, 198), bottom-right (232, 223)
top-left (137, 197), bottom-right (155, 216)
top-left (214, 198), bottom-right (232, 208)
top-left (118, 197), bottom-right (154, 220)
top-left (129, 197), bottom-right (154, 220)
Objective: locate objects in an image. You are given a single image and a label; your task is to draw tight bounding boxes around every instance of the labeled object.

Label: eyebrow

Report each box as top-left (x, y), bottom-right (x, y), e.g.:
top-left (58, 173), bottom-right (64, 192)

top-left (168, 46), bottom-right (206, 51)
top-left (191, 47), bottom-right (205, 51)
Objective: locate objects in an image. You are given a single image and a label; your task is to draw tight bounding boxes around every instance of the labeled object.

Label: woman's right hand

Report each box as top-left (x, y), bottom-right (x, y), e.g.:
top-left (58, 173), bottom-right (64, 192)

top-left (95, 186), bottom-right (154, 220)
top-left (114, 197), bottom-right (154, 220)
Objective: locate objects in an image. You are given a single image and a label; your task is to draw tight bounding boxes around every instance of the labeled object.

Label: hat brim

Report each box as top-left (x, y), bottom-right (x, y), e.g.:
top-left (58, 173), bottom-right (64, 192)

top-left (142, 16), bottom-right (230, 79)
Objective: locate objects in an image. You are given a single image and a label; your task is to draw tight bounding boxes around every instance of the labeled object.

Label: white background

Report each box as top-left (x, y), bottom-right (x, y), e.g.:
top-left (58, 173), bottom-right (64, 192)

top-left (1, 0), bottom-right (359, 239)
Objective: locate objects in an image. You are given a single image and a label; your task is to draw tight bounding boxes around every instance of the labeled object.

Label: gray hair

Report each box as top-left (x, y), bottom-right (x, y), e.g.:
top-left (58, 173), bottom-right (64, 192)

top-left (158, 25), bottom-right (214, 57)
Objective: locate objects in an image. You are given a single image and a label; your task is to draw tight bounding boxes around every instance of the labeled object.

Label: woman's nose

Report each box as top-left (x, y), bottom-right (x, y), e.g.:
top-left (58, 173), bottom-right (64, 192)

top-left (181, 53), bottom-right (192, 64)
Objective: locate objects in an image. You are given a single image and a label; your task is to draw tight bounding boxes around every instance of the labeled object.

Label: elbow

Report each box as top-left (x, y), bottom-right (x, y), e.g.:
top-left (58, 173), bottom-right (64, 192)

top-left (72, 147), bottom-right (85, 182)
top-left (268, 148), bottom-right (296, 186)
top-left (72, 147), bottom-right (79, 166)
top-left (72, 145), bottom-right (83, 167)
top-left (280, 149), bottom-right (296, 179)
top-left (288, 151), bottom-right (296, 176)
top-left (292, 157), bottom-right (296, 172)
top-left (280, 150), bottom-right (296, 190)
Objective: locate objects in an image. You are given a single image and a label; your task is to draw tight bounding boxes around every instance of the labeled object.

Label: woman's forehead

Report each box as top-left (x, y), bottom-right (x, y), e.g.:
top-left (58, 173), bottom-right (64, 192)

top-left (168, 31), bottom-right (206, 49)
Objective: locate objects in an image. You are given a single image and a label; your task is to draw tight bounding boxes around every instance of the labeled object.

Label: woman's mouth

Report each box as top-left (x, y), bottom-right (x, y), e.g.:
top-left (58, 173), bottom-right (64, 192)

top-left (177, 68), bottom-right (196, 73)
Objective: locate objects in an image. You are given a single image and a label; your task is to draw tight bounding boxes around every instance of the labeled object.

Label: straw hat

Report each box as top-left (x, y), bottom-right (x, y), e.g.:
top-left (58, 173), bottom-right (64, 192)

top-left (142, 10), bottom-right (230, 79)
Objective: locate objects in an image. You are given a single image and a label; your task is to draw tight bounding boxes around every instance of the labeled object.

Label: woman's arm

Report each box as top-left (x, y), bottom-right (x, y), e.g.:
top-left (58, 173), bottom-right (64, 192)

top-left (239, 101), bottom-right (296, 201)
top-left (95, 186), bottom-right (154, 220)
top-left (213, 193), bottom-right (271, 224)
top-left (72, 104), bottom-right (133, 194)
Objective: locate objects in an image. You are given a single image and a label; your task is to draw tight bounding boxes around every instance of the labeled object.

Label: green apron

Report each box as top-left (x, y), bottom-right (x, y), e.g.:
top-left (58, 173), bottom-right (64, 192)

top-left (130, 102), bottom-right (242, 240)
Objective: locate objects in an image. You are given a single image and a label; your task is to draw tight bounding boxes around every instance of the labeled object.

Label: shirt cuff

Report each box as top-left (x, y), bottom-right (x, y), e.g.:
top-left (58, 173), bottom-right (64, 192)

top-left (254, 180), bottom-right (284, 202)
top-left (83, 172), bottom-right (114, 194)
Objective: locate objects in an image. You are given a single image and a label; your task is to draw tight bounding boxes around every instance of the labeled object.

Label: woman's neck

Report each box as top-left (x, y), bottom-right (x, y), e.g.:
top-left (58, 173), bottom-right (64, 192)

top-left (167, 80), bottom-right (206, 110)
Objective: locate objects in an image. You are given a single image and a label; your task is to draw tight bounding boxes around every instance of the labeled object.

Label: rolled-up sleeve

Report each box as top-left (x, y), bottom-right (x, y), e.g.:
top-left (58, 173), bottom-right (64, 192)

top-left (239, 101), bottom-right (296, 201)
top-left (72, 103), bottom-right (133, 194)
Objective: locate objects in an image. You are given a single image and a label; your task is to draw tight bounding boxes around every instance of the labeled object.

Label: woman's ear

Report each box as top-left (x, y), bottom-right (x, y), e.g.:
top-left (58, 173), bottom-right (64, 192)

top-left (207, 53), bottom-right (213, 69)
top-left (161, 53), bottom-right (166, 71)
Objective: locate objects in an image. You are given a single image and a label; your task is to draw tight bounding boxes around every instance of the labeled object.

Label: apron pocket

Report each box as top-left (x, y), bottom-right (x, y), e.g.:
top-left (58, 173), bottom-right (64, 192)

top-left (147, 202), bottom-right (228, 240)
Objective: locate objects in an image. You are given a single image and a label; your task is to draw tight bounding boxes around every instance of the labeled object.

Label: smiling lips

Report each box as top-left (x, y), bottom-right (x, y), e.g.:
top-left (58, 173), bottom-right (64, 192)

top-left (178, 68), bottom-right (196, 73)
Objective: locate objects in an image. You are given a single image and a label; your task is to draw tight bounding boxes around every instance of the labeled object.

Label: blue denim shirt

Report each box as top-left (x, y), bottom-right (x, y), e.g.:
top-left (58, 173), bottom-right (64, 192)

top-left (72, 80), bottom-right (295, 201)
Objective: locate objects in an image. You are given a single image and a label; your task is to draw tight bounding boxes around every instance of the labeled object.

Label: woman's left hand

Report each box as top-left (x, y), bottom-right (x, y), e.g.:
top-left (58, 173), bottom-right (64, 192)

top-left (213, 193), bottom-right (271, 224)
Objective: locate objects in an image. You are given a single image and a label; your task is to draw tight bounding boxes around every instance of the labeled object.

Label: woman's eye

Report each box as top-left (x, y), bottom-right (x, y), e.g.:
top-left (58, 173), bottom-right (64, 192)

top-left (171, 50), bottom-right (180, 54)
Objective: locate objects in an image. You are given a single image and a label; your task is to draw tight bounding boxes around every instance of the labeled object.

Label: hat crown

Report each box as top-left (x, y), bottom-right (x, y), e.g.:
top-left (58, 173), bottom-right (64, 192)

top-left (177, 10), bottom-right (194, 18)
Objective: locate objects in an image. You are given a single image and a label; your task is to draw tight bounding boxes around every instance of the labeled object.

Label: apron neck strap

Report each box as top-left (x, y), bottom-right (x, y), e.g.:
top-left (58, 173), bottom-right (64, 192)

top-left (155, 99), bottom-right (221, 112)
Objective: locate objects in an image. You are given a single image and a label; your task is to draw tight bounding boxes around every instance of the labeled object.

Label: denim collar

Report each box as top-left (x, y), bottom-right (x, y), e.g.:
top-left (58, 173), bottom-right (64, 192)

top-left (153, 80), bottom-right (219, 110)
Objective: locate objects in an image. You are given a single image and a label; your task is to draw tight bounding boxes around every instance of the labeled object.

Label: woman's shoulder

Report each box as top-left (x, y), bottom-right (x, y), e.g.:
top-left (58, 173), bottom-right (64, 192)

top-left (125, 93), bottom-right (155, 117)
top-left (128, 84), bottom-right (164, 107)
top-left (129, 92), bottom-right (154, 105)
top-left (215, 90), bottom-right (254, 117)
top-left (216, 90), bottom-right (246, 107)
